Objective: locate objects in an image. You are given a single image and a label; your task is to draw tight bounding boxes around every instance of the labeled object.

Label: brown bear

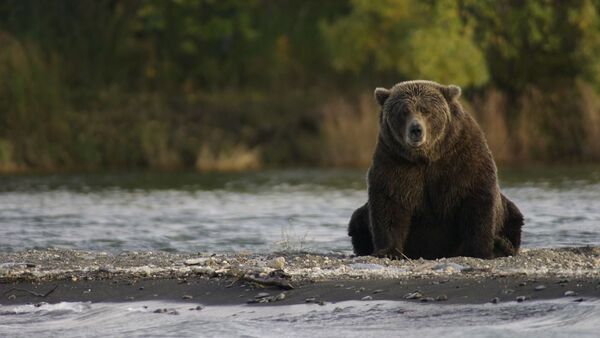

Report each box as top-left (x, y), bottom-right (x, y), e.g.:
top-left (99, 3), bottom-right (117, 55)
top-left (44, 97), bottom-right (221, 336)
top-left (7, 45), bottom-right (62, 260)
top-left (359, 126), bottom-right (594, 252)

top-left (348, 80), bottom-right (523, 259)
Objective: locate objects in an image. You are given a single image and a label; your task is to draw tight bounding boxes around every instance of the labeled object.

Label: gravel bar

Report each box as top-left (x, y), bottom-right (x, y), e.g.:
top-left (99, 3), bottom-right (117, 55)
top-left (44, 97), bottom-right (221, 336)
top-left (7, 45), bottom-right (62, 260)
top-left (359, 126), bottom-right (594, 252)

top-left (1, 247), bottom-right (599, 283)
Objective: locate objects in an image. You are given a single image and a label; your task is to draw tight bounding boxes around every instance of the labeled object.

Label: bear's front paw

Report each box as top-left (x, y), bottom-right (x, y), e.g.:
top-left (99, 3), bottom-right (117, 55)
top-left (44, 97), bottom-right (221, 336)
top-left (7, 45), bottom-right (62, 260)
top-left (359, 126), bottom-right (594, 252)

top-left (457, 244), bottom-right (494, 259)
top-left (373, 247), bottom-right (405, 260)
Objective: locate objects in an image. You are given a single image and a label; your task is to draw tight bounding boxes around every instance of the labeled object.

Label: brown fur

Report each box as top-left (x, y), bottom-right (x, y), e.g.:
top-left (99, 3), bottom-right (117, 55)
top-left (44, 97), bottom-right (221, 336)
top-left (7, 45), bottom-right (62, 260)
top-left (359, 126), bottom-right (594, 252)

top-left (348, 80), bottom-right (523, 259)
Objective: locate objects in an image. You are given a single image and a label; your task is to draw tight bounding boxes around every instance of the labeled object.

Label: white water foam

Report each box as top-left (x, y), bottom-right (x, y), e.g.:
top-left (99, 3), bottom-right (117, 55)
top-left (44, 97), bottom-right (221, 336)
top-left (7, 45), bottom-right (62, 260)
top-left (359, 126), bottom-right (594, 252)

top-left (1, 299), bottom-right (599, 338)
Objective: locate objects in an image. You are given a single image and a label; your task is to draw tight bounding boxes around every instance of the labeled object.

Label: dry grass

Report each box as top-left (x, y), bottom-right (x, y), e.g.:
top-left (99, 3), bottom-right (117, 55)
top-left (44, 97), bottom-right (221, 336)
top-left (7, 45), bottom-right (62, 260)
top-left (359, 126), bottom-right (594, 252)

top-left (139, 120), bottom-right (181, 169)
top-left (320, 93), bottom-right (379, 167)
top-left (469, 89), bottom-right (512, 163)
top-left (469, 83), bottom-right (600, 164)
top-left (0, 139), bottom-right (19, 173)
top-left (515, 85), bottom-right (587, 162)
top-left (195, 145), bottom-right (261, 172)
top-left (274, 225), bottom-right (311, 253)
top-left (578, 81), bottom-right (600, 161)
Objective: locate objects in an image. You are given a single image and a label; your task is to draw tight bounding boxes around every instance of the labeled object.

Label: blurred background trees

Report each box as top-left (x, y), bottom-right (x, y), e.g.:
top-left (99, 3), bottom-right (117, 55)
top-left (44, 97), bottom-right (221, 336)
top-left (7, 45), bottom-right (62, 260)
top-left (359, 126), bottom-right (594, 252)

top-left (1, 0), bottom-right (600, 172)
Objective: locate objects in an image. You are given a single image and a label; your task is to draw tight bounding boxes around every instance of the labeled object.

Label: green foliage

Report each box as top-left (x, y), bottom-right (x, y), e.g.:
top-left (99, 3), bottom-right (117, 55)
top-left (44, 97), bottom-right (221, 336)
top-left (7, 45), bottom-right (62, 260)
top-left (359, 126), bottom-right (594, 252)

top-left (132, 0), bottom-right (346, 90)
top-left (462, 0), bottom-right (600, 91)
top-left (134, 0), bottom-right (260, 88)
top-left (321, 0), bottom-right (488, 87)
top-left (1, 0), bottom-right (600, 171)
top-left (0, 32), bottom-right (70, 168)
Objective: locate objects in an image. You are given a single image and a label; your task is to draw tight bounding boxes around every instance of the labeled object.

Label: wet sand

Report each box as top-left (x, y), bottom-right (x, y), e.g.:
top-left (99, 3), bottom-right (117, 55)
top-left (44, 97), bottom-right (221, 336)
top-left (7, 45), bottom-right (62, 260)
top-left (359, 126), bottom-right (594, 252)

top-left (2, 247), bottom-right (600, 305)
top-left (2, 275), bottom-right (600, 306)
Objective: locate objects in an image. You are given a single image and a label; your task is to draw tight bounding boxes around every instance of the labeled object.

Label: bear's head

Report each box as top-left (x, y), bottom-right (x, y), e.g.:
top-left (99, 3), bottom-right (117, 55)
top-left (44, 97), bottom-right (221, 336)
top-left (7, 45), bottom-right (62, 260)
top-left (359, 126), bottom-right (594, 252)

top-left (374, 80), bottom-right (462, 162)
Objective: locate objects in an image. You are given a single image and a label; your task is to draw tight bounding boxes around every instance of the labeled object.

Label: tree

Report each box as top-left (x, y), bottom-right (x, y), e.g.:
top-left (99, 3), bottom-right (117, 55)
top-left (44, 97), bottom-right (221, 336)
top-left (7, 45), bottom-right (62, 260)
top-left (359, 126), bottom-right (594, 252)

top-left (321, 0), bottom-right (488, 87)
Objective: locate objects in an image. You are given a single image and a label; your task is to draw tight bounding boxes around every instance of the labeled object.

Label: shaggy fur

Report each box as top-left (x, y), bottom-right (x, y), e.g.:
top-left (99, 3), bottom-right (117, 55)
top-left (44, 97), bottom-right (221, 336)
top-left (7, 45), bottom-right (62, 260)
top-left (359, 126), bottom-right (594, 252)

top-left (348, 80), bottom-right (523, 259)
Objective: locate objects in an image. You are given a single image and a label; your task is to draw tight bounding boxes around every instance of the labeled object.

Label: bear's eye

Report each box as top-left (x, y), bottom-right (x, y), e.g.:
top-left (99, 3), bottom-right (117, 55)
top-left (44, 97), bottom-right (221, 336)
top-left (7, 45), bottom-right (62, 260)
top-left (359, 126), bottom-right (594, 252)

top-left (389, 104), bottom-right (407, 115)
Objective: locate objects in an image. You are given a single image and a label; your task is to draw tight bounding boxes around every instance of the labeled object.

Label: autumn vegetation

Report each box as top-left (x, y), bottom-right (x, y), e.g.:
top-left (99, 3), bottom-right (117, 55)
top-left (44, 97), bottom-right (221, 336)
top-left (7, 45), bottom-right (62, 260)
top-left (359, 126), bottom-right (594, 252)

top-left (1, 0), bottom-right (600, 172)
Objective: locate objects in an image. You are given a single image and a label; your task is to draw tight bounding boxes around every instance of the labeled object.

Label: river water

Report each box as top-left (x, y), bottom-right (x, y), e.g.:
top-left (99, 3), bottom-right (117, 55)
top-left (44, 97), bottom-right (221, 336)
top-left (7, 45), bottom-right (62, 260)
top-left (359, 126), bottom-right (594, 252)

top-left (1, 167), bottom-right (600, 253)
top-left (1, 299), bottom-right (600, 338)
top-left (1, 167), bottom-right (600, 337)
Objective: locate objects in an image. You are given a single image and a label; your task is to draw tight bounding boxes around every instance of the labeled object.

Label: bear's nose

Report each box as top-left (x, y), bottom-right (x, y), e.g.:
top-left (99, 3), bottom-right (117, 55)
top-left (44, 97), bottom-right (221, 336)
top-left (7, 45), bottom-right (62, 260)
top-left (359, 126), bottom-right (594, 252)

top-left (408, 122), bottom-right (423, 141)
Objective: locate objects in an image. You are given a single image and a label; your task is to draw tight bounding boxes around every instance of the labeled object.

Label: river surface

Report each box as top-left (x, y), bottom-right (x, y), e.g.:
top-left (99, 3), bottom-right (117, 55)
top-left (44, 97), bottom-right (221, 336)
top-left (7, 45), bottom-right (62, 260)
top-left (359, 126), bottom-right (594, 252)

top-left (1, 299), bottom-right (599, 338)
top-left (1, 167), bottom-right (600, 337)
top-left (1, 167), bottom-right (599, 253)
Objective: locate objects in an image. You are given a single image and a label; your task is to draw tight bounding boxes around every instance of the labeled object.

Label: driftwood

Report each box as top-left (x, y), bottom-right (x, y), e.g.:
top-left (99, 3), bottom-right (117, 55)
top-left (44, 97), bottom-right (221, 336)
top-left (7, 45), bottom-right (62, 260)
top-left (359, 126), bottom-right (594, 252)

top-left (240, 275), bottom-right (294, 290)
top-left (3, 284), bottom-right (58, 298)
top-left (227, 269), bottom-right (294, 290)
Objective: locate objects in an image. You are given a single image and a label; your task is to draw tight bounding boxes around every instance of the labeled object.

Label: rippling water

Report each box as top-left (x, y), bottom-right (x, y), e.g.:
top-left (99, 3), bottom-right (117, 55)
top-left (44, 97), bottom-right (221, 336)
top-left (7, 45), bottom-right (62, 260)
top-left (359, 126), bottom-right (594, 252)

top-left (1, 299), bottom-right (600, 337)
top-left (1, 167), bottom-right (600, 253)
top-left (1, 167), bottom-right (600, 337)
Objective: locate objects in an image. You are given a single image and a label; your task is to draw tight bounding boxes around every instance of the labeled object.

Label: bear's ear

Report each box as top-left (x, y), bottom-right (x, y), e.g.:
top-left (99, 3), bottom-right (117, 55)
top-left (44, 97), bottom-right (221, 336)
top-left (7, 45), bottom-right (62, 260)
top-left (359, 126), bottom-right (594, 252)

top-left (374, 87), bottom-right (391, 106)
top-left (441, 84), bottom-right (461, 102)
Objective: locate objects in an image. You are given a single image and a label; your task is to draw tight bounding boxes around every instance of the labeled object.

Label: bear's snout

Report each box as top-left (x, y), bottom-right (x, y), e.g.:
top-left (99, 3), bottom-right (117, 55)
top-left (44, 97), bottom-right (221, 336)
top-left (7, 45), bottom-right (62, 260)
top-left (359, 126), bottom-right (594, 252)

top-left (406, 119), bottom-right (425, 146)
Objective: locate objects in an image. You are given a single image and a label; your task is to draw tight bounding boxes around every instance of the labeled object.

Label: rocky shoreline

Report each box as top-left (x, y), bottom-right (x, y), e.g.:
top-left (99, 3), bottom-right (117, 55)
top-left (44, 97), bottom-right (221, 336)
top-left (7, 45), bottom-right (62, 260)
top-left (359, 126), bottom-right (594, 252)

top-left (2, 247), bottom-right (600, 283)
top-left (1, 247), bottom-right (600, 305)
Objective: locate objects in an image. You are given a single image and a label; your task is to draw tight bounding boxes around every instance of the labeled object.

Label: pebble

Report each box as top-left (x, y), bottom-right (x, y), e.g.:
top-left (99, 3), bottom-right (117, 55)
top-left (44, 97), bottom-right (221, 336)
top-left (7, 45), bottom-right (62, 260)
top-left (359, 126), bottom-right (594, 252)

top-left (516, 296), bottom-right (528, 302)
top-left (491, 297), bottom-right (500, 304)
top-left (184, 258), bottom-right (208, 266)
top-left (255, 292), bottom-right (270, 299)
top-left (248, 292), bottom-right (286, 304)
top-left (246, 299), bottom-right (263, 304)
top-left (349, 263), bottom-right (385, 270)
top-left (432, 263), bottom-right (468, 272)
top-left (420, 297), bottom-right (435, 302)
top-left (182, 295), bottom-right (193, 300)
top-left (574, 297), bottom-right (584, 302)
top-left (404, 292), bottom-right (422, 300)
top-left (268, 257), bottom-right (286, 270)
top-left (564, 290), bottom-right (578, 296)
top-left (534, 285), bottom-right (546, 291)
top-left (7, 294), bottom-right (16, 300)
top-left (98, 266), bottom-right (113, 273)
top-left (361, 295), bottom-right (373, 301)
top-left (518, 282), bottom-right (527, 287)
top-left (436, 294), bottom-right (448, 301)
top-left (192, 266), bottom-right (215, 276)
top-left (372, 289), bottom-right (384, 294)
top-left (305, 297), bottom-right (316, 303)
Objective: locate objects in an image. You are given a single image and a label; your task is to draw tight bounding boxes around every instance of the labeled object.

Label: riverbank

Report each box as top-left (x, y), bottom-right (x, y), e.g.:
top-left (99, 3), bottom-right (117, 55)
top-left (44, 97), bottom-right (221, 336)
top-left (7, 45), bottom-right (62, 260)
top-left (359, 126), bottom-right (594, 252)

top-left (1, 247), bottom-right (599, 306)
top-left (2, 274), bottom-right (600, 307)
